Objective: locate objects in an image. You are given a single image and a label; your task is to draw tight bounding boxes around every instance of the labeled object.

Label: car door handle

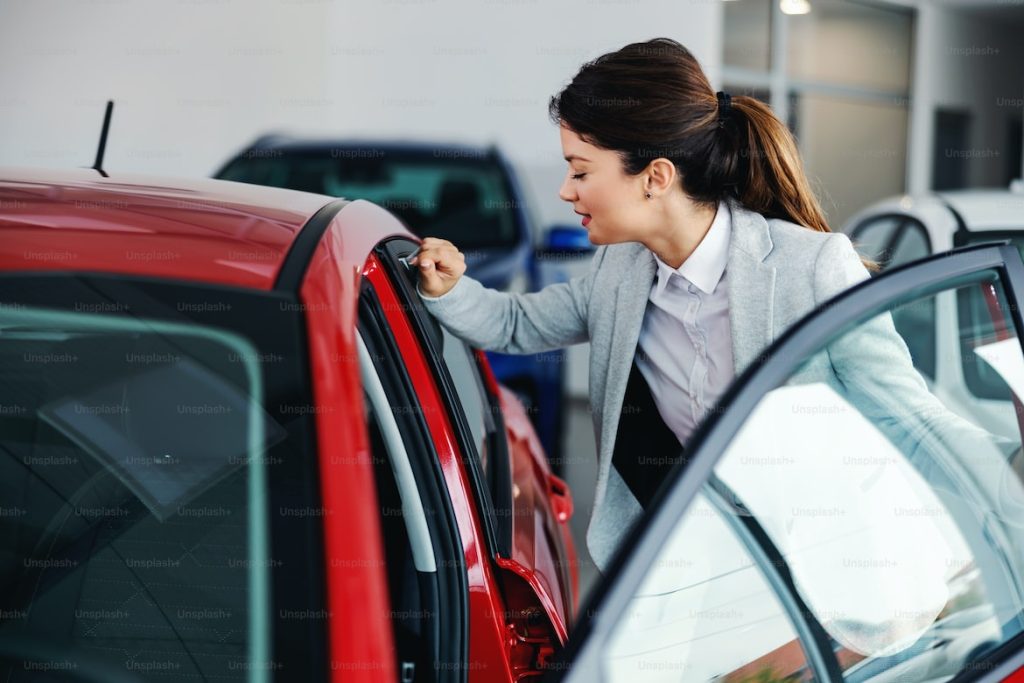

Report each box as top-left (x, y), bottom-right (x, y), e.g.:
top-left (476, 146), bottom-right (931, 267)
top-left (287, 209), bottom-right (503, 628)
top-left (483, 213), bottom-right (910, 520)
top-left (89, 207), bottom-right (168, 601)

top-left (548, 473), bottom-right (573, 523)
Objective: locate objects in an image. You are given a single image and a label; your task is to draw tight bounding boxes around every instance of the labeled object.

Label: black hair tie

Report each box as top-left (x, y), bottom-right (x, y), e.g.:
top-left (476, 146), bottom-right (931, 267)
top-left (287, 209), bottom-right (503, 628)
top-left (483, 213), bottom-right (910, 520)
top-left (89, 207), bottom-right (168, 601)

top-left (716, 90), bottom-right (732, 127)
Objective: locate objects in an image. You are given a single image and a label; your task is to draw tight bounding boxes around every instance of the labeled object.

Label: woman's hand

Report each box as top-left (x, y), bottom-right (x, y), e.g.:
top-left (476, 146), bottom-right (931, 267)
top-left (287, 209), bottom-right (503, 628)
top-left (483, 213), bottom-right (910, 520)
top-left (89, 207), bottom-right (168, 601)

top-left (410, 237), bottom-right (467, 297)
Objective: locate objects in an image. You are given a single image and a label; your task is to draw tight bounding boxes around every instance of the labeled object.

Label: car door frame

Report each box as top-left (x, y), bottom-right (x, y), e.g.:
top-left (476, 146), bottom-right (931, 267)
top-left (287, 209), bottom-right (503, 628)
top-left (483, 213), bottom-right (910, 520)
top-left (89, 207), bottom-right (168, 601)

top-left (373, 237), bottom-right (514, 558)
top-left (549, 243), bottom-right (1024, 683)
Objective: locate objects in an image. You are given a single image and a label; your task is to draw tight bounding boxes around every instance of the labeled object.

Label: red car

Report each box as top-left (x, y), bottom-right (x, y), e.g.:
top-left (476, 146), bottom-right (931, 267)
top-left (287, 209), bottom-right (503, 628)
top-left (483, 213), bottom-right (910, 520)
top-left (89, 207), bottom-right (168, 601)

top-left (8, 166), bottom-right (1024, 683)
top-left (0, 167), bottom-right (577, 683)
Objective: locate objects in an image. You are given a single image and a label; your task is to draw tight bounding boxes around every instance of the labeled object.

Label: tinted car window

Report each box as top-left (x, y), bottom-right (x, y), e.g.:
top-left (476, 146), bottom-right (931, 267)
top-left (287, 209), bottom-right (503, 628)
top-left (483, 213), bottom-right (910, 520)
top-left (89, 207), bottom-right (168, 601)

top-left (0, 304), bottom-right (279, 681)
top-left (218, 151), bottom-right (519, 250)
top-left (438, 327), bottom-right (495, 482)
top-left (957, 231), bottom-right (1024, 400)
top-left (851, 215), bottom-right (931, 268)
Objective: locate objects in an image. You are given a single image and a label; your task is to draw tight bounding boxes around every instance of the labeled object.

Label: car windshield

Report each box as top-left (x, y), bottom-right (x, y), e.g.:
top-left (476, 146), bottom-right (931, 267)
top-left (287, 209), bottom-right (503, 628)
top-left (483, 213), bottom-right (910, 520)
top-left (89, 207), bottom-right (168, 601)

top-left (218, 150), bottom-right (521, 250)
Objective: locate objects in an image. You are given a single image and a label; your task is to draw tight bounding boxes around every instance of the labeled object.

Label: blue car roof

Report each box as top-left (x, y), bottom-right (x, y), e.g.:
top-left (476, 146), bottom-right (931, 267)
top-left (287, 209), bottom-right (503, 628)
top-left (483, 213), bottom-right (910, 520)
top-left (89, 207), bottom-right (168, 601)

top-left (244, 136), bottom-right (501, 158)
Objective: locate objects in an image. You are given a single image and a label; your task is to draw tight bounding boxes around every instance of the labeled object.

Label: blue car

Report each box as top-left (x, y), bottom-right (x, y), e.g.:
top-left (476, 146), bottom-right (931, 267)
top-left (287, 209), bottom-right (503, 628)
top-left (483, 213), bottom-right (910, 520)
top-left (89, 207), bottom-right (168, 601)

top-left (214, 135), bottom-right (587, 469)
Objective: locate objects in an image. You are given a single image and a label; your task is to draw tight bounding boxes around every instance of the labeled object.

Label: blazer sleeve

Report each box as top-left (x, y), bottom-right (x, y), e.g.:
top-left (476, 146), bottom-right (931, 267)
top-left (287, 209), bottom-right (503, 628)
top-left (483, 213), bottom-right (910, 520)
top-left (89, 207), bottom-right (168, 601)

top-left (415, 246), bottom-right (607, 355)
top-left (812, 232), bottom-right (945, 456)
top-left (813, 233), bottom-right (1024, 520)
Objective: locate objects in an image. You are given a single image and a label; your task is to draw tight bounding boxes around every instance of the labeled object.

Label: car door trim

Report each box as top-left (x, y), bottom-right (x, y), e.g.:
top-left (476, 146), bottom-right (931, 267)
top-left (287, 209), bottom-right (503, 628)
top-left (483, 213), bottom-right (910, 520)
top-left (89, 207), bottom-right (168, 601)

top-left (374, 237), bottom-right (511, 558)
top-left (274, 198), bottom-right (350, 292)
top-left (357, 332), bottom-right (437, 573)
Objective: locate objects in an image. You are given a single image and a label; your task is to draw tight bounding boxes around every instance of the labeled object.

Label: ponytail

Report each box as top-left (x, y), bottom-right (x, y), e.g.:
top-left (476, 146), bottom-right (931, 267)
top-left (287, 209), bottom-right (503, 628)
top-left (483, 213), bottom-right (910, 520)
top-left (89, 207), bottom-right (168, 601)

top-left (729, 96), bottom-right (831, 234)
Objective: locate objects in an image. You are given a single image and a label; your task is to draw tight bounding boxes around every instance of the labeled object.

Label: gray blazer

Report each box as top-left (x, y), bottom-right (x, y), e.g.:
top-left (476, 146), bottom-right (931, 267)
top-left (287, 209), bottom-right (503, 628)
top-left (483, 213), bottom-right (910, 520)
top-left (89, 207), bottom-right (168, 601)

top-left (418, 197), bottom-right (1013, 571)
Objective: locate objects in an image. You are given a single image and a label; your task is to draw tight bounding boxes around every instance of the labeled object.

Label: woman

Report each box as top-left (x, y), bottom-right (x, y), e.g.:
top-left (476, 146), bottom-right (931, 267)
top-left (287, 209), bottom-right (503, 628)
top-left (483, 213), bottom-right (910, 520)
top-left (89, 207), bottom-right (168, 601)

top-left (407, 37), bottom-right (1019, 572)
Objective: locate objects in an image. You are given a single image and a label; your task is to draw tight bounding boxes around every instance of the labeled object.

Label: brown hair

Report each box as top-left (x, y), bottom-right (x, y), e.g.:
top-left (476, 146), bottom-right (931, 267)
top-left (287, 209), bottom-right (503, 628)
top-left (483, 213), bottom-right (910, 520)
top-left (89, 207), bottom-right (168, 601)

top-left (548, 37), bottom-right (832, 235)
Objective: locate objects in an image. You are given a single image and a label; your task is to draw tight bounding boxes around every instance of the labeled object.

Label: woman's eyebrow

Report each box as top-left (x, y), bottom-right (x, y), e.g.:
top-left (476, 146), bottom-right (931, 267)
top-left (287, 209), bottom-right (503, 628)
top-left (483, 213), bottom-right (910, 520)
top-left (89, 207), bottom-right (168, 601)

top-left (564, 154), bottom-right (591, 163)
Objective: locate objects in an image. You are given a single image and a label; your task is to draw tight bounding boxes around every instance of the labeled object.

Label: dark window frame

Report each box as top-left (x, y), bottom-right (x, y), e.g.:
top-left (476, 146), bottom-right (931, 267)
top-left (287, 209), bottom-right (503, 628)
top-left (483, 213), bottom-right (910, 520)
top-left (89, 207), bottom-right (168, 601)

top-left (373, 238), bottom-right (514, 559)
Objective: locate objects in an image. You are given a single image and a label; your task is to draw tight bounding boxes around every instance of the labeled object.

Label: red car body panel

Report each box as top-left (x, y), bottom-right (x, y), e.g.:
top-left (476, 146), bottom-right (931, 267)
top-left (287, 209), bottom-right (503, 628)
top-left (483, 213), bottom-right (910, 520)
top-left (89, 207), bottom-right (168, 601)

top-left (298, 212), bottom-right (398, 682)
top-left (498, 384), bottom-right (578, 639)
top-left (0, 167), bottom-right (327, 288)
top-left (476, 352), bottom-right (579, 629)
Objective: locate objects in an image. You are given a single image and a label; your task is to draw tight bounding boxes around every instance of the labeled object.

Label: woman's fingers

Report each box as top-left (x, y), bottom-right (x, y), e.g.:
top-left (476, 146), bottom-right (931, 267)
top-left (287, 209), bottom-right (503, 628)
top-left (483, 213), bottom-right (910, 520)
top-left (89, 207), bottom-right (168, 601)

top-left (414, 240), bottom-right (467, 296)
top-left (419, 248), bottom-right (464, 276)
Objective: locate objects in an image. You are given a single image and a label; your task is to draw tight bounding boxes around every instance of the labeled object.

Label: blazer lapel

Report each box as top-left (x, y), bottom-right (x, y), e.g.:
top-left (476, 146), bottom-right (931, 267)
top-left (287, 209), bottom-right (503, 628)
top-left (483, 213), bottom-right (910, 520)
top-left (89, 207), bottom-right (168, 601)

top-left (595, 203), bottom-right (775, 470)
top-left (726, 199), bottom-right (777, 376)
top-left (600, 244), bottom-right (656, 450)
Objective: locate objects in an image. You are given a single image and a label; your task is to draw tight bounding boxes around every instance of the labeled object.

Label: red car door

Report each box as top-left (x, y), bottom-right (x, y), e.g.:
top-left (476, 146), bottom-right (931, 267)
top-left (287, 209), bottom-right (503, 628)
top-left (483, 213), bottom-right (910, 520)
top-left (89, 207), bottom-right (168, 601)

top-left (365, 233), bottom-right (579, 681)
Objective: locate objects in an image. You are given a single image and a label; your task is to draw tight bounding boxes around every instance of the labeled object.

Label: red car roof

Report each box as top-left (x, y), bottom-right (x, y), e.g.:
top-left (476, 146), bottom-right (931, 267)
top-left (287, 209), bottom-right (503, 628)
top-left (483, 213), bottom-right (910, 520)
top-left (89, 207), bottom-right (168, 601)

top-left (0, 166), bottom-right (338, 290)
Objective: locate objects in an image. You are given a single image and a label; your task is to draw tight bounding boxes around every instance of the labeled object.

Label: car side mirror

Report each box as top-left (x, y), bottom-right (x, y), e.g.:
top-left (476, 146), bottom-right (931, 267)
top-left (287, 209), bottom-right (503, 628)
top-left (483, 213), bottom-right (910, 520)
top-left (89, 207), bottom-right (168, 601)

top-left (541, 225), bottom-right (593, 254)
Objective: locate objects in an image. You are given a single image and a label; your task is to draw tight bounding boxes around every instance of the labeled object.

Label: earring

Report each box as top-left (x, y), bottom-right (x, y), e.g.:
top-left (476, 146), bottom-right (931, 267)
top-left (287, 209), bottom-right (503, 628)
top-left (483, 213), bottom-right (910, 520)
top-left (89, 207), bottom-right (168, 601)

top-left (645, 192), bottom-right (652, 199)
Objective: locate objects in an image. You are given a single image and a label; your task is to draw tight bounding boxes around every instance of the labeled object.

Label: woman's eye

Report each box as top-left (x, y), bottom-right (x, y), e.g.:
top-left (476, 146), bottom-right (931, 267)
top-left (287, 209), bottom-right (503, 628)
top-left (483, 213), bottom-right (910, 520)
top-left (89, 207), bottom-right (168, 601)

top-left (571, 173), bottom-right (587, 180)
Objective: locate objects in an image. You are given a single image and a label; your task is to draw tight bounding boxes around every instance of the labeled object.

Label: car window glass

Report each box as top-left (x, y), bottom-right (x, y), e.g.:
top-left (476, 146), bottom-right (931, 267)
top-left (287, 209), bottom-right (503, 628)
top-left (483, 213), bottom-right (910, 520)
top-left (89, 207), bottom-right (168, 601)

top-left (722, 272), bottom-right (1024, 682)
top-left (0, 305), bottom-right (275, 681)
top-left (890, 224), bottom-right (929, 265)
top-left (854, 218), bottom-right (936, 378)
top-left (218, 153), bottom-right (519, 250)
top-left (958, 233), bottom-right (1024, 401)
top-left (598, 268), bottom-right (1024, 682)
top-left (604, 491), bottom-right (817, 681)
top-left (438, 326), bottom-right (494, 482)
top-left (852, 216), bottom-right (902, 264)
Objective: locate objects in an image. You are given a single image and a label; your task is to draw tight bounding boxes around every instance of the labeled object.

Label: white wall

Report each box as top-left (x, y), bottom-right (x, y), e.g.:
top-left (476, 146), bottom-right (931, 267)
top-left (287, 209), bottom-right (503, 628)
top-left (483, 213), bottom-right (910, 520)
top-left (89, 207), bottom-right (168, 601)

top-left (0, 0), bottom-right (722, 230)
top-left (905, 2), bottom-right (1024, 193)
top-left (785, 0), bottom-right (914, 226)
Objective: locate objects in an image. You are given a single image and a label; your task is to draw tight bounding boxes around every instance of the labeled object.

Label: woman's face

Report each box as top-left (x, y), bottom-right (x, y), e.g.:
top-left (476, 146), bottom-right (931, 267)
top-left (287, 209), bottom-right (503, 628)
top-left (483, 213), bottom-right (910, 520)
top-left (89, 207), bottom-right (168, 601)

top-left (557, 124), bottom-right (654, 245)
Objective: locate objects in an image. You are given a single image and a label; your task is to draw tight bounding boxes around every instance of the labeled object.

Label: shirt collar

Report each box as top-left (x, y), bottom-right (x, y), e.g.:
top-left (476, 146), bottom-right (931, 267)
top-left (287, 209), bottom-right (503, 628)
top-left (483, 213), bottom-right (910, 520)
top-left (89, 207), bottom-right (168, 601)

top-left (653, 199), bottom-right (731, 297)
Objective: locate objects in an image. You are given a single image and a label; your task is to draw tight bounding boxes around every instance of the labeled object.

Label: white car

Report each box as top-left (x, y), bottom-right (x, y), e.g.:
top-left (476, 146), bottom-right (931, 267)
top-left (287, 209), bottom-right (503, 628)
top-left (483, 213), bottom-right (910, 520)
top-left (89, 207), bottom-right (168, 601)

top-left (842, 182), bottom-right (1024, 442)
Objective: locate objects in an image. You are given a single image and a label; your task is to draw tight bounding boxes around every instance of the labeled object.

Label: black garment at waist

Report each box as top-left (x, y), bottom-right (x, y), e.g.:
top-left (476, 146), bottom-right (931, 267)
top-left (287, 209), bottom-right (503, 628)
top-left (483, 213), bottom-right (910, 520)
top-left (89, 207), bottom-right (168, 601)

top-left (610, 359), bottom-right (687, 509)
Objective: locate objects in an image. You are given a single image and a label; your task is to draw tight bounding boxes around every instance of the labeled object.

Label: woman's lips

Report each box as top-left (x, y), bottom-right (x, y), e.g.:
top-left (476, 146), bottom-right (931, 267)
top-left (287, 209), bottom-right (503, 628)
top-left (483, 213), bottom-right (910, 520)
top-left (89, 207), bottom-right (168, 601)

top-left (582, 215), bottom-right (591, 227)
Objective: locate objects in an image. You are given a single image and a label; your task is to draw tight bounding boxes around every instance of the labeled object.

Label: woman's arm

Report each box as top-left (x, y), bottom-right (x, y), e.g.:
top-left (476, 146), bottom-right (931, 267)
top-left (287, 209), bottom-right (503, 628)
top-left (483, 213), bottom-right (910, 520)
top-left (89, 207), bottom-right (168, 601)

top-left (813, 232), bottom-right (988, 455)
top-left (814, 234), bottom-right (1024, 521)
top-left (415, 243), bottom-right (607, 355)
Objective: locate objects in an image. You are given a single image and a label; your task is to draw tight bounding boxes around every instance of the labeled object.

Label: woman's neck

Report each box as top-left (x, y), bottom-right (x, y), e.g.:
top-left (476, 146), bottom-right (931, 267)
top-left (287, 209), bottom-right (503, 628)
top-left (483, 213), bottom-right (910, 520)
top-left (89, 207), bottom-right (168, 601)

top-left (645, 200), bottom-right (719, 269)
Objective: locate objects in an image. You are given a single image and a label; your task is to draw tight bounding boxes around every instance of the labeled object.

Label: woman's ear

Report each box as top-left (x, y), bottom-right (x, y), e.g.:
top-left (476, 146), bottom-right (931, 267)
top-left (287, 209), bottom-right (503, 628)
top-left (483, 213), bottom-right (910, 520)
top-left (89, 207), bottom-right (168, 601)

top-left (644, 157), bottom-right (678, 195)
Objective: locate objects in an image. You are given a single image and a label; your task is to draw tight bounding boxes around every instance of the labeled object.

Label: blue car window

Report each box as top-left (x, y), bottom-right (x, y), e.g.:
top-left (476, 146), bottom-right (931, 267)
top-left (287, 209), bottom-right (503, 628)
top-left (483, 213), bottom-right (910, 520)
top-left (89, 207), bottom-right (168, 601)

top-left (218, 152), bottom-right (521, 251)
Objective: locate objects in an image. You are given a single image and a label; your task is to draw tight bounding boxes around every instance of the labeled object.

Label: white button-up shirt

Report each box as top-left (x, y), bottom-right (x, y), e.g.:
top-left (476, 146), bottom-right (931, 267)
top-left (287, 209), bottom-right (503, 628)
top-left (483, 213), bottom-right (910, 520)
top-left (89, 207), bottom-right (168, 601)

top-left (635, 199), bottom-right (736, 448)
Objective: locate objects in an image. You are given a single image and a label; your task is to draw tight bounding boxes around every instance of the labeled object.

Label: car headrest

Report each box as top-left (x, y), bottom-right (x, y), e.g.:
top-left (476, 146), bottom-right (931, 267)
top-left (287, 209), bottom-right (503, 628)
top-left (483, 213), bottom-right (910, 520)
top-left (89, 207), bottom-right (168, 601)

top-left (436, 180), bottom-right (480, 214)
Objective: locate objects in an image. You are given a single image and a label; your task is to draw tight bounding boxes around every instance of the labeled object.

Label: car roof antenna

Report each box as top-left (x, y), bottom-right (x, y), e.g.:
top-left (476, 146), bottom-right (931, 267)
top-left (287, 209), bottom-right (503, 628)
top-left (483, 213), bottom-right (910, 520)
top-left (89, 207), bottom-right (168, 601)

top-left (92, 100), bottom-right (114, 178)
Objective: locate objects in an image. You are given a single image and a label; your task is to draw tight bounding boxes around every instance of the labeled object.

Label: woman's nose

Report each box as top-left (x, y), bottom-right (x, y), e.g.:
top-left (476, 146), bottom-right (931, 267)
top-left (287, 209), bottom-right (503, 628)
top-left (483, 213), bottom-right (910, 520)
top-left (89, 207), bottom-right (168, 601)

top-left (558, 175), bottom-right (576, 202)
